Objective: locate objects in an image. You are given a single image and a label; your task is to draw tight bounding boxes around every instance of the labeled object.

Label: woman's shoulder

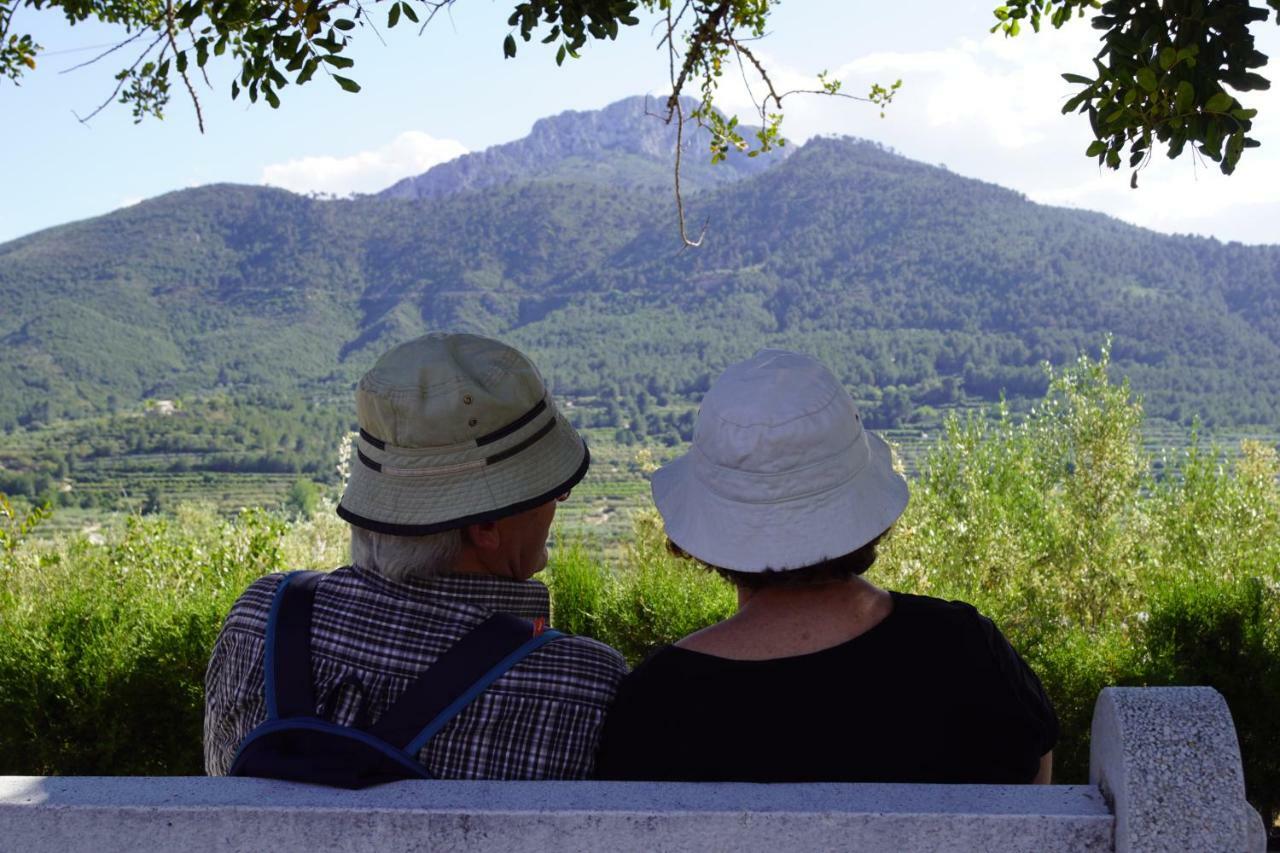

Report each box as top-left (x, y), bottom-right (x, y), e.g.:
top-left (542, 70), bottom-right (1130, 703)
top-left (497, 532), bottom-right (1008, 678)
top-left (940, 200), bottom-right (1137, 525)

top-left (889, 589), bottom-right (981, 615)
top-left (885, 590), bottom-right (994, 634)
top-left (623, 644), bottom-right (703, 681)
top-left (882, 592), bottom-right (1021, 667)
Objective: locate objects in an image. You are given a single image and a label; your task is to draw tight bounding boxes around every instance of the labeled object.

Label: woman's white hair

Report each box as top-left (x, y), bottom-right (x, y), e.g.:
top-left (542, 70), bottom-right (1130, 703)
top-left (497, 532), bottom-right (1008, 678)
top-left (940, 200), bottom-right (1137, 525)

top-left (349, 525), bottom-right (463, 583)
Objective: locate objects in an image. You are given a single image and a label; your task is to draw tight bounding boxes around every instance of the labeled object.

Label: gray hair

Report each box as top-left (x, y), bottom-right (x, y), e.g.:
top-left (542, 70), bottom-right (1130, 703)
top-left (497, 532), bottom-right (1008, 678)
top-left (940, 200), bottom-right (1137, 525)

top-left (349, 526), bottom-right (463, 583)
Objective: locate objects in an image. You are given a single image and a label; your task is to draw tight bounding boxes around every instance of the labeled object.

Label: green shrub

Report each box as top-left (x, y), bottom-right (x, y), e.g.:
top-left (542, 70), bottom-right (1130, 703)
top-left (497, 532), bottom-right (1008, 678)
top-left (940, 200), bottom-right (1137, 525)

top-left (548, 512), bottom-right (734, 664)
top-left (0, 505), bottom-right (319, 774)
top-left (1143, 576), bottom-right (1280, 826)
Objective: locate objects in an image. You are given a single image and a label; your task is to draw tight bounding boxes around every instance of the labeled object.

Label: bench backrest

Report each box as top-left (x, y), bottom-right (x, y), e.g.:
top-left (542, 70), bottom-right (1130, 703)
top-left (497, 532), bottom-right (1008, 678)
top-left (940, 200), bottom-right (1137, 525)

top-left (0, 687), bottom-right (1266, 852)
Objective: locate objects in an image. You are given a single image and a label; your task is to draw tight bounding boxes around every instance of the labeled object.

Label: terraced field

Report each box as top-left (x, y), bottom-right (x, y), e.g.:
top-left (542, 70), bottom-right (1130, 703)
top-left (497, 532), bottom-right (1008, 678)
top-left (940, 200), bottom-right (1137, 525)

top-left (5, 405), bottom-right (1277, 547)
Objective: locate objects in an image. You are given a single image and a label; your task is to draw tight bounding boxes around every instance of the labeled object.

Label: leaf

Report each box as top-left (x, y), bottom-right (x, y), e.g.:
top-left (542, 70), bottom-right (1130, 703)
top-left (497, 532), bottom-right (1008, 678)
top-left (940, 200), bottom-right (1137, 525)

top-left (333, 19), bottom-right (355, 31)
top-left (388, 3), bottom-right (400, 28)
top-left (1205, 92), bottom-right (1233, 113)
top-left (1221, 72), bottom-right (1269, 91)
top-left (1061, 73), bottom-right (1092, 85)
top-left (401, 3), bottom-right (419, 23)
top-left (1175, 80), bottom-right (1193, 114)
top-left (333, 75), bottom-right (360, 93)
top-left (321, 54), bottom-right (354, 69)
top-left (503, 34), bottom-right (517, 58)
top-left (296, 57), bottom-right (319, 85)
top-left (1135, 67), bottom-right (1157, 92)
top-left (1062, 92), bottom-right (1090, 114)
top-left (1086, 140), bottom-right (1108, 157)
top-left (1158, 47), bottom-right (1176, 71)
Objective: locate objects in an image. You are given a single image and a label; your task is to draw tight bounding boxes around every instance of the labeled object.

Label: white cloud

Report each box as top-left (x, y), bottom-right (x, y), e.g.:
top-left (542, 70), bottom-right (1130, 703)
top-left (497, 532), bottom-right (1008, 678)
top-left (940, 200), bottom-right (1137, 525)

top-left (711, 25), bottom-right (1280, 245)
top-left (260, 131), bottom-right (468, 196)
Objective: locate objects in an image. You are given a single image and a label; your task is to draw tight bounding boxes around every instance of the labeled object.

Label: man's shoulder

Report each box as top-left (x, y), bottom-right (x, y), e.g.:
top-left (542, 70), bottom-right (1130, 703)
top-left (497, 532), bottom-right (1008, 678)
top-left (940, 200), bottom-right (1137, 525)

top-left (221, 572), bottom-right (288, 635)
top-left (548, 632), bottom-right (627, 672)
top-left (538, 632), bottom-right (627, 679)
top-left (507, 632), bottom-right (628, 705)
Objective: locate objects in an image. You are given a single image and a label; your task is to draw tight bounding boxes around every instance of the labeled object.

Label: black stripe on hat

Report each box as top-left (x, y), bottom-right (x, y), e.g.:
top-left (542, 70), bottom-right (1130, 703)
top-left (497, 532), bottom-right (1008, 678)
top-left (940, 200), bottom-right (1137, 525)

top-left (485, 418), bottom-right (556, 466)
top-left (336, 444), bottom-right (591, 536)
top-left (476, 399), bottom-right (547, 447)
top-left (356, 448), bottom-right (383, 472)
top-left (359, 428), bottom-right (387, 450)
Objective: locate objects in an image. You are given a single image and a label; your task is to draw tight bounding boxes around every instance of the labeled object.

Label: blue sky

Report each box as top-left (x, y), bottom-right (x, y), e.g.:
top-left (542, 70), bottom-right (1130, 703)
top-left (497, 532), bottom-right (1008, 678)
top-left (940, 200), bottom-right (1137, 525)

top-left (4, 1), bottom-right (1279, 245)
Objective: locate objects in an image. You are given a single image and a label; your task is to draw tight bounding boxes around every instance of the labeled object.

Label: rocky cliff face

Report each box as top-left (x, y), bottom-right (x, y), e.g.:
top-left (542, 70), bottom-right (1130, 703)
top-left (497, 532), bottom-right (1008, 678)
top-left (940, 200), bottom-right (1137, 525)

top-left (379, 95), bottom-right (789, 199)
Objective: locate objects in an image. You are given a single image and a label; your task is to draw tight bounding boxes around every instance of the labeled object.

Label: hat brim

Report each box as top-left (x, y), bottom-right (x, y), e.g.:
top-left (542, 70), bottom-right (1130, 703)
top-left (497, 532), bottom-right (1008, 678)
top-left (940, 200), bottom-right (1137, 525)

top-left (337, 412), bottom-right (589, 536)
top-left (651, 430), bottom-right (908, 572)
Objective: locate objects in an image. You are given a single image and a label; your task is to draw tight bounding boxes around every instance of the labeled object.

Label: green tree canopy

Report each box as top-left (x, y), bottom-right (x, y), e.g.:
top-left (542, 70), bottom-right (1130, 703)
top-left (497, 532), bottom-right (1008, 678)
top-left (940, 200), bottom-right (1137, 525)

top-left (996, 0), bottom-right (1280, 180)
top-left (2, 0), bottom-right (1277, 179)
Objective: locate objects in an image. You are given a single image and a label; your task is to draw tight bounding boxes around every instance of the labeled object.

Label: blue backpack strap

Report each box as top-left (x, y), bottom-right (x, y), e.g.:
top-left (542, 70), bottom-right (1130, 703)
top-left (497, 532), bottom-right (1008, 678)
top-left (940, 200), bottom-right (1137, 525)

top-left (367, 612), bottom-right (563, 754)
top-left (263, 570), bottom-right (325, 721)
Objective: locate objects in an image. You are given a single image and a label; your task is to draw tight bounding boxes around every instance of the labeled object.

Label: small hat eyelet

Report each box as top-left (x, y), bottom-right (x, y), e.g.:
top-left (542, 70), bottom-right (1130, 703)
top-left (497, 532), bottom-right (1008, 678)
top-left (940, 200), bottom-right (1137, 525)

top-left (463, 394), bottom-right (473, 405)
top-left (468, 418), bottom-right (478, 427)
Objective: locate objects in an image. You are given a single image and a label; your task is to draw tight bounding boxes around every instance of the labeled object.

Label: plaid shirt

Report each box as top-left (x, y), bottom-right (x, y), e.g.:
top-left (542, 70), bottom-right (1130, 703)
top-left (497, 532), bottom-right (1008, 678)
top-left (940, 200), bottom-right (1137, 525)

top-left (204, 566), bottom-right (626, 779)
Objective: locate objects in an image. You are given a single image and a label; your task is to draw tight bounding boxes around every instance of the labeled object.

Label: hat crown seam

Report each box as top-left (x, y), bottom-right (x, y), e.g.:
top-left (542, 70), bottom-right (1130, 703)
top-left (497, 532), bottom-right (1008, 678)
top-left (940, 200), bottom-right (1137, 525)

top-left (690, 434), bottom-right (872, 506)
top-left (692, 456), bottom-right (868, 506)
top-left (691, 430), bottom-right (864, 478)
top-left (705, 383), bottom-right (844, 431)
top-left (358, 346), bottom-right (525, 395)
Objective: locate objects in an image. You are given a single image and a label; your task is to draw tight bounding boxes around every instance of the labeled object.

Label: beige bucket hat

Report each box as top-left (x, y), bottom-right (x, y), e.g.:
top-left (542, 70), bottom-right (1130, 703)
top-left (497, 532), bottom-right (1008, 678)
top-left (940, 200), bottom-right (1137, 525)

top-left (337, 332), bottom-right (589, 535)
top-left (651, 349), bottom-right (908, 572)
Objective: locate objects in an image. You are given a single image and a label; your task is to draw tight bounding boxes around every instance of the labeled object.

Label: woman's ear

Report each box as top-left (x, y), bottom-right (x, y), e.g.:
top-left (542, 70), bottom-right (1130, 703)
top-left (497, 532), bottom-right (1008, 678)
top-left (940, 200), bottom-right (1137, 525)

top-left (464, 521), bottom-right (501, 552)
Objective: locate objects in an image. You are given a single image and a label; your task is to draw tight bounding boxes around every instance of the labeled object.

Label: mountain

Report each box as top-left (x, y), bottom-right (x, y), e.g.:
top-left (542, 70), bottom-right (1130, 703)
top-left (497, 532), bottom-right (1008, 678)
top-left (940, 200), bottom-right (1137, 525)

top-left (2, 97), bottom-right (1279, 434)
top-left (380, 95), bottom-right (787, 199)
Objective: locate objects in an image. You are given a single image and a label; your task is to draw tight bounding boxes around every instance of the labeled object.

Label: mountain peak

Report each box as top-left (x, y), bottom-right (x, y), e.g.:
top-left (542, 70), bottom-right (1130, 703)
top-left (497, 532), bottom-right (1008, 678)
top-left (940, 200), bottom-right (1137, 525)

top-left (379, 95), bottom-right (789, 200)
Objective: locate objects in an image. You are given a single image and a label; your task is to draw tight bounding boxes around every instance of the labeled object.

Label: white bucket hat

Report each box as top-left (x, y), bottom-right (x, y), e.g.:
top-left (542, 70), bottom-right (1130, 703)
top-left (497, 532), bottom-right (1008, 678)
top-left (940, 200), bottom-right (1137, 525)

top-left (337, 332), bottom-right (589, 535)
top-left (651, 349), bottom-right (908, 572)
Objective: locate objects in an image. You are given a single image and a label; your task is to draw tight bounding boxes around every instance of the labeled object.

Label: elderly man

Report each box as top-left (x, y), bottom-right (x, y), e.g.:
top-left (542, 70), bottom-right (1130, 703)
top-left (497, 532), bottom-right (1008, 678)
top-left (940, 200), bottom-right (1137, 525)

top-left (204, 333), bottom-right (625, 782)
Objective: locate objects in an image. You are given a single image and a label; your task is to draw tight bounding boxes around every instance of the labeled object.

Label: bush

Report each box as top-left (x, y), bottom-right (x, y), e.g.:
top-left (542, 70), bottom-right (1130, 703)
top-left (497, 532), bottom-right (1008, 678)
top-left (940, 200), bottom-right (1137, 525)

top-left (548, 512), bottom-right (734, 664)
top-left (1143, 576), bottom-right (1280, 826)
top-left (875, 347), bottom-right (1280, 819)
top-left (0, 505), bottom-right (335, 775)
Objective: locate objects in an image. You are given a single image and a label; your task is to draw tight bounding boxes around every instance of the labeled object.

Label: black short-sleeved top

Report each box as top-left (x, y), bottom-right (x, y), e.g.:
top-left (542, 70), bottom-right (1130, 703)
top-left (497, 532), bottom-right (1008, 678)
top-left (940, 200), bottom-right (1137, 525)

top-left (594, 591), bottom-right (1058, 784)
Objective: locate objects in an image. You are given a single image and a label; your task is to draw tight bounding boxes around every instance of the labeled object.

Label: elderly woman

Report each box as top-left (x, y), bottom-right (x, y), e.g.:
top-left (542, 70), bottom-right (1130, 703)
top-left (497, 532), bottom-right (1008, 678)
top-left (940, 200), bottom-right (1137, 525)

top-left (595, 350), bottom-right (1057, 784)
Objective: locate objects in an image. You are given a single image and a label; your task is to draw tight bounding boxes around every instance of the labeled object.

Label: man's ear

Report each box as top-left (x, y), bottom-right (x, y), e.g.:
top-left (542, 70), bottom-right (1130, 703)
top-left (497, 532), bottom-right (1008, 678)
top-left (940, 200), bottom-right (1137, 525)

top-left (464, 521), bottom-right (501, 552)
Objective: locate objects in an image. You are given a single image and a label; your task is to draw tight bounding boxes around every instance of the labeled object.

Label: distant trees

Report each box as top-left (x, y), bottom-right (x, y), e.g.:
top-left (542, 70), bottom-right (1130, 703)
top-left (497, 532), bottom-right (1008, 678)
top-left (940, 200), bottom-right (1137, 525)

top-left (285, 478), bottom-right (321, 518)
top-left (0, 396), bottom-right (352, 510)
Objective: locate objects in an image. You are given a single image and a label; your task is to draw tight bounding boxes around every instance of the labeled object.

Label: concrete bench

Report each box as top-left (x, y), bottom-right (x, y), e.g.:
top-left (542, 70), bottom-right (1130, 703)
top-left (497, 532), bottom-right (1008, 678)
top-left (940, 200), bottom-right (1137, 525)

top-left (0, 687), bottom-right (1268, 852)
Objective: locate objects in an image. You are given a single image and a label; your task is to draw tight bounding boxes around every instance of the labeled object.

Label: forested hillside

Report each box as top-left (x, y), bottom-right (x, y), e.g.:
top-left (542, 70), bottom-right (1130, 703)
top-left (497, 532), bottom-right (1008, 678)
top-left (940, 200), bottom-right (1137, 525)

top-left (2, 97), bottom-right (1279, 437)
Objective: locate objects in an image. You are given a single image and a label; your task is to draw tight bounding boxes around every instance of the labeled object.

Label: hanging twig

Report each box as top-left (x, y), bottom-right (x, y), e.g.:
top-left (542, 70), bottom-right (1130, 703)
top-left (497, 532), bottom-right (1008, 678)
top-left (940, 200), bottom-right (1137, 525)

top-left (672, 96), bottom-right (707, 249)
top-left (165, 0), bottom-right (204, 133)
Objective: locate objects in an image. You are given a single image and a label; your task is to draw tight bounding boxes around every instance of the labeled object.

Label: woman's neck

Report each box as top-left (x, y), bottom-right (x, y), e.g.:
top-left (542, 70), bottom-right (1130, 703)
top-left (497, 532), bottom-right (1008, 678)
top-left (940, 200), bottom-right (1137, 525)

top-left (676, 576), bottom-right (893, 660)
